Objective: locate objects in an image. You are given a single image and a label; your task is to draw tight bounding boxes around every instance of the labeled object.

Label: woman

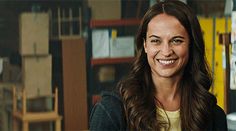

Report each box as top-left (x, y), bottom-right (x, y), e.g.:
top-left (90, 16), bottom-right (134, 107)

top-left (89, 0), bottom-right (227, 130)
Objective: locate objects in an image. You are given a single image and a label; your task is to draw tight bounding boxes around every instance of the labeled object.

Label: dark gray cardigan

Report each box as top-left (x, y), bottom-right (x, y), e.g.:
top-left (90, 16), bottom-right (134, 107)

top-left (89, 91), bottom-right (227, 131)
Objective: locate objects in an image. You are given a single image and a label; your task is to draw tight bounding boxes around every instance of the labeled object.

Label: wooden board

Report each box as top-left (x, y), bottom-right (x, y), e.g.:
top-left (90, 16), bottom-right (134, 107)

top-left (62, 38), bottom-right (88, 130)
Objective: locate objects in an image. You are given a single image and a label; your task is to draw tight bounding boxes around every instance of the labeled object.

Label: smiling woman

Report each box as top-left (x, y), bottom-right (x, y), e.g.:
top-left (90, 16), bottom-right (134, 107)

top-left (89, 0), bottom-right (227, 130)
top-left (144, 14), bottom-right (189, 80)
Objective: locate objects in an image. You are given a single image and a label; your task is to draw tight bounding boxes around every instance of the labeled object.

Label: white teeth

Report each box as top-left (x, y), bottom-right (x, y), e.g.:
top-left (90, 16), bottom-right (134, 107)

top-left (158, 60), bottom-right (175, 65)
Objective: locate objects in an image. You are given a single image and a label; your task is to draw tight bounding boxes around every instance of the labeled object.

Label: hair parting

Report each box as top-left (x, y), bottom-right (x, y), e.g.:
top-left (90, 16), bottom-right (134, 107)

top-left (162, 3), bottom-right (165, 13)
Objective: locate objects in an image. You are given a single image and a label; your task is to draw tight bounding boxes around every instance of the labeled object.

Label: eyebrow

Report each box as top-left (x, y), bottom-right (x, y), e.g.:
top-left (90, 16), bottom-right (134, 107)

top-left (148, 35), bottom-right (185, 39)
top-left (148, 35), bottom-right (160, 38)
top-left (172, 36), bottom-right (185, 39)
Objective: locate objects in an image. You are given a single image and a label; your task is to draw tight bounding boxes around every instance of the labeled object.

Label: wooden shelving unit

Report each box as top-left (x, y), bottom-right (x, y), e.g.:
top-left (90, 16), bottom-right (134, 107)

top-left (90, 19), bottom-right (140, 66)
top-left (91, 57), bottom-right (134, 66)
top-left (90, 19), bottom-right (140, 28)
top-left (88, 18), bottom-right (139, 111)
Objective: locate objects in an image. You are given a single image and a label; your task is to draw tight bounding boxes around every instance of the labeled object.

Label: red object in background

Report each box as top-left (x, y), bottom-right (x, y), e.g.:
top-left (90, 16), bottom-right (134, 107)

top-left (92, 95), bottom-right (102, 105)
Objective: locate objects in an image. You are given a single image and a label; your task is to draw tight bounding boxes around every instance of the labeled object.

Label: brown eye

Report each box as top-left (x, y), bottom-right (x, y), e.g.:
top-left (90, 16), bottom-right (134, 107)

top-left (150, 39), bottom-right (161, 45)
top-left (171, 39), bottom-right (183, 45)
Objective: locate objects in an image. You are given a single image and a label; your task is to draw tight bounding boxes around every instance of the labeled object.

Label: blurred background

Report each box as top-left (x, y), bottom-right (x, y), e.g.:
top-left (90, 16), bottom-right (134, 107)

top-left (0, 0), bottom-right (235, 130)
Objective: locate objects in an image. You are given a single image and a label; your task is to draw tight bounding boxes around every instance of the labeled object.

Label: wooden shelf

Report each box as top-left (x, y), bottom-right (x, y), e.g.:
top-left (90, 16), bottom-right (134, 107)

top-left (91, 57), bottom-right (135, 66)
top-left (90, 19), bottom-right (141, 28)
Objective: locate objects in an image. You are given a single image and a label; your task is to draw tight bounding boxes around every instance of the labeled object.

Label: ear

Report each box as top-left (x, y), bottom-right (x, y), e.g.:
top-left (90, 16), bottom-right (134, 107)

top-left (143, 40), bottom-right (147, 53)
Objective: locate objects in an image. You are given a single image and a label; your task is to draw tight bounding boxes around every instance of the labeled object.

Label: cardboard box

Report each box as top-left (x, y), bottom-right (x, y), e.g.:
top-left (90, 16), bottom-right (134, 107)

top-left (19, 13), bottom-right (49, 55)
top-left (88, 0), bottom-right (121, 20)
top-left (98, 66), bottom-right (115, 82)
top-left (22, 55), bottom-right (51, 98)
top-left (110, 36), bottom-right (135, 58)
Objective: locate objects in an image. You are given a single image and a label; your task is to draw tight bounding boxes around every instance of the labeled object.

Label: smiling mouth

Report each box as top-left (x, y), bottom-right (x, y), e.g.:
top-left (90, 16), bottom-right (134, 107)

top-left (157, 59), bottom-right (176, 65)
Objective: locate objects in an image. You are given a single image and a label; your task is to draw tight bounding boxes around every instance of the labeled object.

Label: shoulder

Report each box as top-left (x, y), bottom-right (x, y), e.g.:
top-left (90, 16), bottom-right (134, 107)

top-left (100, 91), bottom-right (123, 106)
top-left (99, 91), bottom-right (125, 119)
top-left (211, 104), bottom-right (227, 130)
top-left (213, 105), bottom-right (226, 119)
top-left (89, 91), bottom-right (126, 130)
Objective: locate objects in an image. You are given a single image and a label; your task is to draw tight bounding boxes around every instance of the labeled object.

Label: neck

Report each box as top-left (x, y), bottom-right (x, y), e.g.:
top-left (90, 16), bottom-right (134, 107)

top-left (152, 73), bottom-right (182, 111)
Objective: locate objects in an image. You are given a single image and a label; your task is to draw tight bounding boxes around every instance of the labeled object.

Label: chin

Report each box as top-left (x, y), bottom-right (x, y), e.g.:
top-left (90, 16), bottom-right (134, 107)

top-left (157, 69), bottom-right (183, 78)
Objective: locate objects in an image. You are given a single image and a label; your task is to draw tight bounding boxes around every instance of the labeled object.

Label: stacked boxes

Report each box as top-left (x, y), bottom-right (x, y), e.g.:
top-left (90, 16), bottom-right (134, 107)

top-left (19, 12), bottom-right (51, 97)
top-left (19, 13), bottom-right (49, 55)
top-left (22, 56), bottom-right (52, 98)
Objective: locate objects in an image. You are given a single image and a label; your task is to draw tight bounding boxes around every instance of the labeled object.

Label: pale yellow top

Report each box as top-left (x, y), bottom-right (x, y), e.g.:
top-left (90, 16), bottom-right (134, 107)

top-left (157, 107), bottom-right (181, 131)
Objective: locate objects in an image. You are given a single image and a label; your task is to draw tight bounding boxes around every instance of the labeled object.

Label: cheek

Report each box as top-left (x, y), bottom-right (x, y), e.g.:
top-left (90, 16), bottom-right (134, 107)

top-left (178, 48), bottom-right (189, 63)
top-left (146, 46), bottom-right (158, 58)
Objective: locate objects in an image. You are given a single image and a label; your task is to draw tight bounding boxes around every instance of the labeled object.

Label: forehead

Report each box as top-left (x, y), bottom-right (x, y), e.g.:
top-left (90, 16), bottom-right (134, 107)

top-left (147, 14), bottom-right (188, 36)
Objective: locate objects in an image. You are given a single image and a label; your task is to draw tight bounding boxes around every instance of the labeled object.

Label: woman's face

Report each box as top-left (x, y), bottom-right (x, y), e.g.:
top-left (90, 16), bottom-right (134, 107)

top-left (144, 13), bottom-right (189, 79)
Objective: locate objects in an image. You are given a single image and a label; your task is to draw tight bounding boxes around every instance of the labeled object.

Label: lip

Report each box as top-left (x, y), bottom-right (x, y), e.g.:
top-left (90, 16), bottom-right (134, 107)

top-left (156, 58), bottom-right (177, 66)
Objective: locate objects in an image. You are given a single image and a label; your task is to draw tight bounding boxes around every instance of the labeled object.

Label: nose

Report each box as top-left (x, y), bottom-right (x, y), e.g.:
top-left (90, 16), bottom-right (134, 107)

top-left (160, 43), bottom-right (173, 57)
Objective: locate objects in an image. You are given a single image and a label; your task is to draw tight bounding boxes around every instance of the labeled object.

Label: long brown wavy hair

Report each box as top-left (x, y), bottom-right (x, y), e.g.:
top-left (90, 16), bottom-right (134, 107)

top-left (118, 0), bottom-right (217, 130)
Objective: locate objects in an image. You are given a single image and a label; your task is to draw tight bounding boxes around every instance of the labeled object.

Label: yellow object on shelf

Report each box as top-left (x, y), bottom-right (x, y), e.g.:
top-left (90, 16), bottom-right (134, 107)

top-left (111, 29), bottom-right (117, 39)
